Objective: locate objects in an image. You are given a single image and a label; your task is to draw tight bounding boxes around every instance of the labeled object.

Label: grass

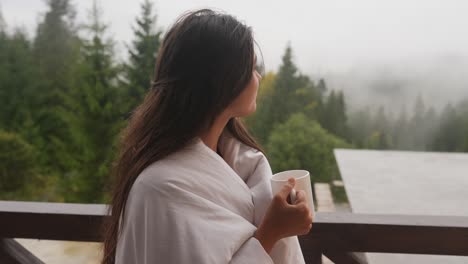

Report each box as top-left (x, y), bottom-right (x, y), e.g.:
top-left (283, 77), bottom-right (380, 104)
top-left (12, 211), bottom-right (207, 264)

top-left (331, 185), bottom-right (349, 204)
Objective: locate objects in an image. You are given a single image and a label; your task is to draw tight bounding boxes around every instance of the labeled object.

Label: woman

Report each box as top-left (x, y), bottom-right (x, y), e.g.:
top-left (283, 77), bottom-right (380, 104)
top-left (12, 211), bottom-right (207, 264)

top-left (102, 9), bottom-right (313, 264)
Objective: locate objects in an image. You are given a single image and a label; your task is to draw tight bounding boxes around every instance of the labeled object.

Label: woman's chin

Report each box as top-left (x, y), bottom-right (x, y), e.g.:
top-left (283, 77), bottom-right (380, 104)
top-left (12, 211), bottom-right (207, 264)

top-left (236, 106), bottom-right (256, 118)
top-left (247, 104), bottom-right (257, 115)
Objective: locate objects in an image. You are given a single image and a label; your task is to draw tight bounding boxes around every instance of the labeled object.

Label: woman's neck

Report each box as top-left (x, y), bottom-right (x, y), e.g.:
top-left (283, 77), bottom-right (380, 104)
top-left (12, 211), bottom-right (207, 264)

top-left (199, 114), bottom-right (230, 152)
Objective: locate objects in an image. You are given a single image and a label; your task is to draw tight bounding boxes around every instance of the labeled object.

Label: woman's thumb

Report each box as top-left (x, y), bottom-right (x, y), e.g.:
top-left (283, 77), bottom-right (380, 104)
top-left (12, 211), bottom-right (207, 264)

top-left (278, 178), bottom-right (296, 200)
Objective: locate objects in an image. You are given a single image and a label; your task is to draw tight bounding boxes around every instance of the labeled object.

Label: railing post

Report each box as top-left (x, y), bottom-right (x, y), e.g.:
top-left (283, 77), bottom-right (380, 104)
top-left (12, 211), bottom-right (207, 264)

top-left (0, 238), bottom-right (44, 264)
top-left (299, 235), bottom-right (322, 264)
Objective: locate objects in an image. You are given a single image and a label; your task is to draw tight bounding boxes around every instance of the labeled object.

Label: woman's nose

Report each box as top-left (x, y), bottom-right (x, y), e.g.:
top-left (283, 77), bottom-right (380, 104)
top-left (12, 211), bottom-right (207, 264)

top-left (256, 71), bottom-right (262, 81)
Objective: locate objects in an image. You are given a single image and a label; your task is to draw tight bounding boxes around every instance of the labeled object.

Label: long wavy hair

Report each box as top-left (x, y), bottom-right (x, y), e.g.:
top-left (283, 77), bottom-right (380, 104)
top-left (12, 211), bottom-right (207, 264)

top-left (101, 9), bottom-right (264, 264)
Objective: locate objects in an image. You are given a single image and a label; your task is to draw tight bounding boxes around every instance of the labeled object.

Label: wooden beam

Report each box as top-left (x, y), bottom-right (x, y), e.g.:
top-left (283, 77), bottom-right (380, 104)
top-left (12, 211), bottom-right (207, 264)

top-left (298, 234), bottom-right (322, 264)
top-left (305, 212), bottom-right (468, 256)
top-left (2, 201), bottom-right (468, 258)
top-left (322, 251), bottom-right (368, 264)
top-left (0, 201), bottom-right (109, 242)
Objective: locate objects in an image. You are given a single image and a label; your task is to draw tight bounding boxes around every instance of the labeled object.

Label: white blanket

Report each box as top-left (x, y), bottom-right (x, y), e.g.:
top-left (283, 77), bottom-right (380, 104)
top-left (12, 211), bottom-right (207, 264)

top-left (115, 131), bottom-right (306, 263)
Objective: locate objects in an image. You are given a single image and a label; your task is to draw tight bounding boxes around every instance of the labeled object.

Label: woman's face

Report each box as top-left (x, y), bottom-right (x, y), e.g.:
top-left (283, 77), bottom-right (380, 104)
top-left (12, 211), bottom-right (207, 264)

top-left (227, 56), bottom-right (262, 118)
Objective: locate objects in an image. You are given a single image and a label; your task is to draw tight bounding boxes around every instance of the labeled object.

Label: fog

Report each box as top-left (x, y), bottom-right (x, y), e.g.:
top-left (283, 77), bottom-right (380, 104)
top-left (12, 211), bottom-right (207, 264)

top-left (322, 53), bottom-right (468, 114)
top-left (2, 0), bottom-right (468, 111)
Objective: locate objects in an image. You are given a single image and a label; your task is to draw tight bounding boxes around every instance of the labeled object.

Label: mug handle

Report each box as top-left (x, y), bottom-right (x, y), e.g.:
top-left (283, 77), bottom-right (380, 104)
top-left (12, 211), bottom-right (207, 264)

top-left (289, 188), bottom-right (297, 204)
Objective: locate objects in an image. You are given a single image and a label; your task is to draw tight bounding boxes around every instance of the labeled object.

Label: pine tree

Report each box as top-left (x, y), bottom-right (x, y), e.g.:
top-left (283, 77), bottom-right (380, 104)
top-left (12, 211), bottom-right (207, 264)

top-left (34, 0), bottom-right (79, 90)
top-left (320, 90), bottom-right (349, 140)
top-left (365, 106), bottom-right (392, 149)
top-left (422, 106), bottom-right (438, 150)
top-left (375, 106), bottom-right (388, 131)
top-left (392, 105), bottom-right (409, 149)
top-left (124, 0), bottom-right (162, 112)
top-left (317, 78), bottom-right (327, 97)
top-left (274, 45), bottom-right (318, 118)
top-left (409, 94), bottom-right (426, 150)
top-left (432, 103), bottom-right (464, 151)
top-left (349, 107), bottom-right (372, 148)
top-left (0, 30), bottom-right (37, 134)
top-left (459, 99), bottom-right (468, 152)
top-left (0, 8), bottom-right (44, 157)
top-left (336, 91), bottom-right (348, 138)
top-left (251, 44), bottom-right (319, 144)
top-left (271, 44), bottom-right (300, 123)
top-left (320, 90), bottom-right (336, 134)
top-left (32, 0), bottom-right (81, 173)
top-left (62, 0), bottom-right (123, 202)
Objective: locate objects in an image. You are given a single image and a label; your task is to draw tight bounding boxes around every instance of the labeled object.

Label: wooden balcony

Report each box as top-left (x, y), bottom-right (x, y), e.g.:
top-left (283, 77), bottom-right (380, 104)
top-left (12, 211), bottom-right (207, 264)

top-left (1, 200), bottom-right (468, 264)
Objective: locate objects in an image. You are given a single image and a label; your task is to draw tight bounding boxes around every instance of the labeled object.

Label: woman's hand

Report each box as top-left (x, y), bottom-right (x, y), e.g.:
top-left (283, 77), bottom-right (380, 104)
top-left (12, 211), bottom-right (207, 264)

top-left (254, 178), bottom-right (313, 253)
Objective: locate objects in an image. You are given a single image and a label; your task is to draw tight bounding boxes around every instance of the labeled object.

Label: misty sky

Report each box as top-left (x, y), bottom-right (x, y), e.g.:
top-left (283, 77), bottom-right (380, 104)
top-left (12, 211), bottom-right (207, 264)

top-left (2, 0), bottom-right (468, 72)
top-left (2, 0), bottom-right (468, 109)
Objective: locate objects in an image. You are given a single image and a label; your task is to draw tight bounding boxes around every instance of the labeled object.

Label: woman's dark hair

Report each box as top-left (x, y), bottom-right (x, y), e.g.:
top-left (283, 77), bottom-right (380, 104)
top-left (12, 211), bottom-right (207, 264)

top-left (101, 9), bottom-right (264, 264)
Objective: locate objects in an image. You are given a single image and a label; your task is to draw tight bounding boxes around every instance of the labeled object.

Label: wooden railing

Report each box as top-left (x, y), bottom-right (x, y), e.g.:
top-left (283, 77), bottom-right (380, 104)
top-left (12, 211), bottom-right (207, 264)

top-left (1, 201), bottom-right (468, 264)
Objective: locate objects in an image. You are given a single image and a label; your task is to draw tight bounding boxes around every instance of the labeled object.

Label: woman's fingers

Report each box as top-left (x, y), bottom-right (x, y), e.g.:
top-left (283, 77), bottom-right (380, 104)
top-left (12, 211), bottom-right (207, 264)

top-left (276, 178), bottom-right (296, 204)
top-left (294, 190), bottom-right (307, 205)
top-left (293, 190), bottom-right (313, 222)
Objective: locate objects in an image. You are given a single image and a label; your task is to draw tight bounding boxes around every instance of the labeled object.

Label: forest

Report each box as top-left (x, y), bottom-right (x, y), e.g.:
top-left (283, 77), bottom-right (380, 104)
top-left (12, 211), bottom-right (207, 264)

top-left (1, 0), bottom-right (467, 203)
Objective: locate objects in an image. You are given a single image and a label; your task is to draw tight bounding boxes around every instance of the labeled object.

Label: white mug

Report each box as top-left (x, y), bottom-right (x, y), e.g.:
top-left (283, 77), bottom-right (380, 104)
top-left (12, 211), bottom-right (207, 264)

top-left (271, 170), bottom-right (315, 217)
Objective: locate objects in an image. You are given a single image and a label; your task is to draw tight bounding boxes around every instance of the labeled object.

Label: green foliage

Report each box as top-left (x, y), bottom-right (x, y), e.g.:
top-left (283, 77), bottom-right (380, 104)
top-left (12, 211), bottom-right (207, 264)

top-left (365, 131), bottom-right (392, 149)
top-left (405, 95), bottom-right (438, 150)
top-left (58, 0), bottom-right (124, 203)
top-left (245, 71), bottom-right (276, 142)
top-left (431, 102), bottom-right (468, 152)
top-left (2, 2), bottom-right (467, 206)
top-left (247, 47), bottom-right (352, 187)
top-left (267, 113), bottom-right (351, 183)
top-left (348, 107), bottom-right (371, 148)
top-left (0, 131), bottom-right (36, 194)
top-left (348, 95), bottom-right (468, 153)
top-left (348, 96), bottom-right (443, 152)
top-left (271, 46), bottom-right (320, 123)
top-left (248, 45), bottom-right (323, 144)
top-left (0, 29), bottom-right (37, 134)
top-left (123, 0), bottom-right (162, 113)
top-left (320, 90), bottom-right (349, 140)
top-left (34, 0), bottom-right (81, 100)
top-left (32, 0), bottom-right (82, 173)
top-left (331, 185), bottom-right (348, 204)
top-left (391, 105), bottom-right (410, 149)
